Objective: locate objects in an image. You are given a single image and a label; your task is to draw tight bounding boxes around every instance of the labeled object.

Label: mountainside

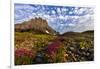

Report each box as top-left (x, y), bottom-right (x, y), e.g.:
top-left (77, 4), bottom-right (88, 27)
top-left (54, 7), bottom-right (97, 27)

top-left (60, 31), bottom-right (80, 36)
top-left (82, 30), bottom-right (94, 34)
top-left (60, 30), bottom-right (94, 36)
top-left (15, 17), bottom-right (56, 35)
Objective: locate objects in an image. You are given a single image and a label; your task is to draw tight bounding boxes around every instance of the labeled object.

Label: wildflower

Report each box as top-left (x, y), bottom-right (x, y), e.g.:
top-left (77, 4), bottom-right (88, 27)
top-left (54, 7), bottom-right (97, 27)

top-left (15, 48), bottom-right (36, 65)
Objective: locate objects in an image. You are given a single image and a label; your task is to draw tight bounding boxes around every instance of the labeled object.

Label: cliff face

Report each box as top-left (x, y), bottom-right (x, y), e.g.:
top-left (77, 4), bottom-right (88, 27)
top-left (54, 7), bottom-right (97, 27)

top-left (15, 17), bottom-right (56, 35)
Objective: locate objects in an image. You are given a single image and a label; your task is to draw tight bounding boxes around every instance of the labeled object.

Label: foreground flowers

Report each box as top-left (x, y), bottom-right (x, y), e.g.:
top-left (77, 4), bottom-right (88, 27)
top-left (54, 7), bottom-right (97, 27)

top-left (44, 41), bottom-right (67, 63)
top-left (15, 48), bottom-right (37, 65)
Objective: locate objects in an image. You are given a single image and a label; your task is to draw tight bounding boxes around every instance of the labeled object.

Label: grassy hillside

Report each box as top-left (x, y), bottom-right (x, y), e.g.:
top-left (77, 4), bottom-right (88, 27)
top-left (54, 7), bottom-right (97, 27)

top-left (15, 31), bottom-right (94, 65)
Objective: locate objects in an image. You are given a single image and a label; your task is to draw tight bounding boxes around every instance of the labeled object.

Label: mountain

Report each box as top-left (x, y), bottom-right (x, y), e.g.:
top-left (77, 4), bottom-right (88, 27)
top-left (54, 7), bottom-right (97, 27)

top-left (60, 31), bottom-right (80, 36)
top-left (60, 30), bottom-right (94, 36)
top-left (81, 30), bottom-right (94, 34)
top-left (15, 17), bottom-right (57, 35)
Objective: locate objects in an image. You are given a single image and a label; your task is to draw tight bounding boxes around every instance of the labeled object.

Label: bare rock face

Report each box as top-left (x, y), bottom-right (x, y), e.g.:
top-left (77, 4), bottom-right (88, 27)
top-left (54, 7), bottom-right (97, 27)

top-left (15, 17), bottom-right (56, 35)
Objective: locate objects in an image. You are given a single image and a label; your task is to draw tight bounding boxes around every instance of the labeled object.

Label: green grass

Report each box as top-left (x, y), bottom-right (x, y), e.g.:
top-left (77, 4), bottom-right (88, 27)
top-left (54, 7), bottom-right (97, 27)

top-left (15, 31), bottom-right (94, 65)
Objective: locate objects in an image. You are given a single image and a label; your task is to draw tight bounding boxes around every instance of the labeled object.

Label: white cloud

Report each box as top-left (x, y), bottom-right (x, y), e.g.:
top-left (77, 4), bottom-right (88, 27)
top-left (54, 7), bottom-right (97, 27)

top-left (59, 15), bottom-right (65, 19)
top-left (57, 8), bottom-right (61, 14)
top-left (68, 23), bottom-right (75, 26)
top-left (52, 10), bottom-right (56, 14)
top-left (69, 11), bottom-right (73, 14)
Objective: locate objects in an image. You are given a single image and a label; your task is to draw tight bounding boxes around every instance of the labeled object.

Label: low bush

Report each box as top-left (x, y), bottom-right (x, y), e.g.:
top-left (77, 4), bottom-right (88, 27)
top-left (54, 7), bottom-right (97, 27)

top-left (15, 48), bottom-right (37, 65)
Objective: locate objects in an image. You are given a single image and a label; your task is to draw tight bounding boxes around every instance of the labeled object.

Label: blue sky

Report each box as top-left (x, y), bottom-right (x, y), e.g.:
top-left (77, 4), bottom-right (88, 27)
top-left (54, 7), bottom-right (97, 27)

top-left (15, 3), bottom-right (94, 34)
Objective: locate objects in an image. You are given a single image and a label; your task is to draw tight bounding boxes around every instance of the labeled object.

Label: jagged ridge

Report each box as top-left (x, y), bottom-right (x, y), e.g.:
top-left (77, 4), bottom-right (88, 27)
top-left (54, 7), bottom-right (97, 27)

top-left (15, 17), bottom-right (57, 35)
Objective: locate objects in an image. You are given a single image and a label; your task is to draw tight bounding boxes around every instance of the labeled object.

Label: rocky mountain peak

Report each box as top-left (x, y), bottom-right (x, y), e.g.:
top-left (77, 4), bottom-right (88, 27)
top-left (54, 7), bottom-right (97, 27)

top-left (15, 17), bottom-right (57, 35)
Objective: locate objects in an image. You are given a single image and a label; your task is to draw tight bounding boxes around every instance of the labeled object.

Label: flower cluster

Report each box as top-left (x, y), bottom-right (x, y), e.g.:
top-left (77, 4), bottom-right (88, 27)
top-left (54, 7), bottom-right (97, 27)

top-left (45, 41), bottom-right (61, 54)
top-left (15, 48), bottom-right (35, 58)
top-left (44, 41), bottom-right (66, 63)
top-left (15, 48), bottom-right (36, 65)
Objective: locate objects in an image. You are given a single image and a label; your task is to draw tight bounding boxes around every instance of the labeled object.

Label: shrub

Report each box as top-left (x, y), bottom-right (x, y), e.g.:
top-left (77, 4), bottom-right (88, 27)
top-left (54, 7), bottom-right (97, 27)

top-left (44, 41), bottom-right (66, 63)
top-left (15, 48), bottom-right (37, 65)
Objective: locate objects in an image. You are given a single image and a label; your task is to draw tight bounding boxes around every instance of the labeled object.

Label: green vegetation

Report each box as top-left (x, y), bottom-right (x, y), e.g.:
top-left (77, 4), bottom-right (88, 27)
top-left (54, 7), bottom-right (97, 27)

top-left (15, 31), bottom-right (94, 65)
